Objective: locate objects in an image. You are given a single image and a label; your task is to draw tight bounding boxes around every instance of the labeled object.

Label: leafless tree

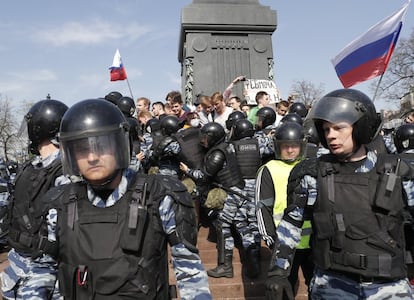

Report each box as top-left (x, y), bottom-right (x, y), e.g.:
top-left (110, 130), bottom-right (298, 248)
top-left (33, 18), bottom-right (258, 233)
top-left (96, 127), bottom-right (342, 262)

top-left (0, 95), bottom-right (32, 162)
top-left (290, 80), bottom-right (325, 108)
top-left (370, 27), bottom-right (414, 102)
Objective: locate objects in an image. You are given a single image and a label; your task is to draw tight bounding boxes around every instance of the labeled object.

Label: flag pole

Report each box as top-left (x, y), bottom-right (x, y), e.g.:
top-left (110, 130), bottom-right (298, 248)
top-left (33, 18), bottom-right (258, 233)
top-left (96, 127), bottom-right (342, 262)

top-left (126, 78), bottom-right (134, 99)
top-left (372, 73), bottom-right (384, 102)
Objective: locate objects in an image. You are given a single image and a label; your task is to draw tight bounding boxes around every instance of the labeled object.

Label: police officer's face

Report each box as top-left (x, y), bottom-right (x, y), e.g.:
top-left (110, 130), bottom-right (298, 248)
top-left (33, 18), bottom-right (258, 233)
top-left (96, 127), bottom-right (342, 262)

top-left (280, 142), bottom-right (301, 161)
top-left (74, 137), bottom-right (118, 185)
top-left (322, 121), bottom-right (354, 157)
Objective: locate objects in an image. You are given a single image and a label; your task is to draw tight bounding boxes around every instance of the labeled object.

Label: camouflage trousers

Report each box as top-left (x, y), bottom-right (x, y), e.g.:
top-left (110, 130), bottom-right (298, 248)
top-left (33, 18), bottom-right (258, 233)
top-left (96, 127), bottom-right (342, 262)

top-left (310, 268), bottom-right (414, 300)
top-left (219, 179), bottom-right (260, 250)
top-left (1, 249), bottom-right (62, 300)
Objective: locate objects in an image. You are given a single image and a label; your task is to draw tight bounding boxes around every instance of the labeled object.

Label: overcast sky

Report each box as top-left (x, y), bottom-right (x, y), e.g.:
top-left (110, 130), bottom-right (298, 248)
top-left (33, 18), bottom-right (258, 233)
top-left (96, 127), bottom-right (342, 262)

top-left (0, 0), bottom-right (413, 113)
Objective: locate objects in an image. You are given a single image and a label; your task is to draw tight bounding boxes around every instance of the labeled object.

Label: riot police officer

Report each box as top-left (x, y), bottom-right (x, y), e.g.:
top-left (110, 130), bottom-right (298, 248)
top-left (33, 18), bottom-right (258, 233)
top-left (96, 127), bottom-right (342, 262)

top-left (394, 123), bottom-right (414, 288)
top-left (46, 99), bottom-right (211, 299)
top-left (394, 123), bottom-right (414, 154)
top-left (279, 112), bottom-right (303, 126)
top-left (104, 90), bottom-right (123, 105)
top-left (288, 102), bottom-right (308, 119)
top-left (254, 106), bottom-right (276, 164)
top-left (265, 89), bottom-right (414, 300)
top-left (180, 122), bottom-right (245, 279)
top-left (152, 115), bottom-right (182, 176)
top-left (117, 96), bottom-right (136, 118)
top-left (116, 96), bottom-right (142, 172)
top-left (225, 110), bottom-right (246, 140)
top-left (223, 118), bottom-right (262, 278)
top-left (1, 99), bottom-right (69, 300)
top-left (255, 121), bottom-right (313, 297)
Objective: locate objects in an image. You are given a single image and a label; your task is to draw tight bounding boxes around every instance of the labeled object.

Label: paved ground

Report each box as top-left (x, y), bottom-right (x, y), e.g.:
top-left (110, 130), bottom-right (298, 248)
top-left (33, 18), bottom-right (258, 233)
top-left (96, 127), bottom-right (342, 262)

top-left (169, 226), bottom-right (309, 299)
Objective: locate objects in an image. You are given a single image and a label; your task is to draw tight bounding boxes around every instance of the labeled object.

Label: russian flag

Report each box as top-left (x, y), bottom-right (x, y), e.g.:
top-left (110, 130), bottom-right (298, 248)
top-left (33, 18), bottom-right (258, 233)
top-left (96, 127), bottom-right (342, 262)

top-left (109, 49), bottom-right (127, 81)
top-left (332, 1), bottom-right (410, 88)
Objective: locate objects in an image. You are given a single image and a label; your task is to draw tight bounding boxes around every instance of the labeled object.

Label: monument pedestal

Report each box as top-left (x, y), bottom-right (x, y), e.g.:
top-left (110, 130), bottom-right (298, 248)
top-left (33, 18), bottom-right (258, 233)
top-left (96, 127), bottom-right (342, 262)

top-left (179, 0), bottom-right (277, 104)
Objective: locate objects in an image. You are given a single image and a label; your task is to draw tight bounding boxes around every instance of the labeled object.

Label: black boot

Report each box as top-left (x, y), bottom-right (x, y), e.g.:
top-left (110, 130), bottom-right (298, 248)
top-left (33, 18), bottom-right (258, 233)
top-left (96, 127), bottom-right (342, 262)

top-left (207, 250), bottom-right (234, 278)
top-left (245, 244), bottom-right (261, 278)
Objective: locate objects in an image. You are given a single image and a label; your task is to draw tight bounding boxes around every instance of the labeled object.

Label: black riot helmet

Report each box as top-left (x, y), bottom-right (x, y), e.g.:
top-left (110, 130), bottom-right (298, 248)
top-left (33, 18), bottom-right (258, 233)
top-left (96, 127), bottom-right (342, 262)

top-left (25, 99), bottom-right (69, 155)
top-left (255, 107), bottom-right (276, 130)
top-left (104, 91), bottom-right (123, 105)
top-left (303, 119), bottom-right (320, 145)
top-left (273, 121), bottom-right (306, 162)
top-left (308, 89), bottom-right (381, 148)
top-left (393, 123), bottom-right (414, 153)
top-left (160, 115), bottom-right (180, 136)
top-left (280, 113), bottom-right (303, 126)
top-left (145, 118), bottom-right (160, 133)
top-left (288, 102), bottom-right (308, 118)
top-left (230, 119), bottom-right (255, 141)
top-left (59, 99), bottom-right (130, 179)
top-left (200, 122), bottom-right (225, 149)
top-left (225, 111), bottom-right (246, 131)
top-left (117, 96), bottom-right (136, 117)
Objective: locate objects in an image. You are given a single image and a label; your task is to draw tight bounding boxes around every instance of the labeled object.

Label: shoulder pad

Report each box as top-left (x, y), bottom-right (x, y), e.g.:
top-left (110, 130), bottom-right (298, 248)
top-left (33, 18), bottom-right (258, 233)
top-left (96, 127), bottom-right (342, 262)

top-left (153, 136), bottom-right (176, 156)
top-left (288, 157), bottom-right (318, 183)
top-left (153, 175), bottom-right (193, 207)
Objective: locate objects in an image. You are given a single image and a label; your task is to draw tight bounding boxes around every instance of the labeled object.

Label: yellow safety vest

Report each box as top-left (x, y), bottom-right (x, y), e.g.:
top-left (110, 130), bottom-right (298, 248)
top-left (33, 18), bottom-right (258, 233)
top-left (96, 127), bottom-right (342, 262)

top-left (262, 159), bottom-right (312, 249)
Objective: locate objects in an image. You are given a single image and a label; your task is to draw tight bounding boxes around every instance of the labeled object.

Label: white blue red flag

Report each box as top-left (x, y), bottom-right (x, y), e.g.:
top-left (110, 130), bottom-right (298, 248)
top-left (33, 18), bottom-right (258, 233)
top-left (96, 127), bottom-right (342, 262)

top-left (109, 49), bottom-right (127, 81)
top-left (331, 1), bottom-right (410, 88)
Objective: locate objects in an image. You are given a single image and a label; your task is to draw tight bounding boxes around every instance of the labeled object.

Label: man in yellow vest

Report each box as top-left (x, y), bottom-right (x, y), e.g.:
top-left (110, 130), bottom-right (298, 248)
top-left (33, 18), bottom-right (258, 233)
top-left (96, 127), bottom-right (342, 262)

top-left (255, 121), bottom-right (313, 297)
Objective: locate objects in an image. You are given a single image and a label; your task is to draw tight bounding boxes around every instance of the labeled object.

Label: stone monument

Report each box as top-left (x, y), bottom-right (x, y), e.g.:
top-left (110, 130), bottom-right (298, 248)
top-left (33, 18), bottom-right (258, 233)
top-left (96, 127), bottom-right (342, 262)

top-left (179, 0), bottom-right (277, 105)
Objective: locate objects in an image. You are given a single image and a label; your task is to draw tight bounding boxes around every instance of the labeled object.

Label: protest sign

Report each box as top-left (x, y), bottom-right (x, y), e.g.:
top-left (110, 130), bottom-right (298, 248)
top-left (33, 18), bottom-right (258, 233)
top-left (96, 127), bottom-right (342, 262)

top-left (243, 79), bottom-right (280, 105)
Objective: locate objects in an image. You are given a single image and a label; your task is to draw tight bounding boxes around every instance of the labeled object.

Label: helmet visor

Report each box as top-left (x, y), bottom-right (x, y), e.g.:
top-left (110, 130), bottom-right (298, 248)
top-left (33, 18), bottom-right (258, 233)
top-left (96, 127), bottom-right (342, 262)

top-left (61, 131), bottom-right (130, 177)
top-left (307, 96), bottom-right (364, 125)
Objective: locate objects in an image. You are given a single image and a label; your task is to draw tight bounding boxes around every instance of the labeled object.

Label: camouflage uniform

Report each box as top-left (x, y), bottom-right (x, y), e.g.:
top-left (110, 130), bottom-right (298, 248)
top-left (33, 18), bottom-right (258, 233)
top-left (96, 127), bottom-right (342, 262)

top-left (254, 126), bottom-right (275, 163)
top-left (219, 180), bottom-right (258, 251)
top-left (139, 131), bottom-right (154, 173)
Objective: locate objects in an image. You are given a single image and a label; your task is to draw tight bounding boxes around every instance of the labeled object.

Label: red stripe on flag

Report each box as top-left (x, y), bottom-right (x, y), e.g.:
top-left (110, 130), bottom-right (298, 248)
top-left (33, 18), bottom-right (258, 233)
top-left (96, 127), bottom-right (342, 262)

top-left (110, 67), bottom-right (127, 81)
top-left (338, 55), bottom-right (389, 88)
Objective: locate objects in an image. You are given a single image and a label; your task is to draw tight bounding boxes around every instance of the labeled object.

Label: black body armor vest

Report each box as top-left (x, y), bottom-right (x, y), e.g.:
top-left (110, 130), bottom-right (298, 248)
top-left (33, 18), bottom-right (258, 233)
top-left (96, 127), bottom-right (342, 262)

top-left (205, 143), bottom-right (244, 188)
top-left (8, 159), bottom-right (62, 256)
top-left (312, 154), bottom-right (409, 280)
top-left (232, 138), bottom-right (261, 179)
top-left (57, 174), bottom-right (197, 299)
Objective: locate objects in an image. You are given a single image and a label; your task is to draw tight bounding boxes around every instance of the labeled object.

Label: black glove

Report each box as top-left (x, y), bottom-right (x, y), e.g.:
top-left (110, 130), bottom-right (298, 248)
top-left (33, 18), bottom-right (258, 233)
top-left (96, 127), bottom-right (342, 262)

top-left (265, 275), bottom-right (294, 300)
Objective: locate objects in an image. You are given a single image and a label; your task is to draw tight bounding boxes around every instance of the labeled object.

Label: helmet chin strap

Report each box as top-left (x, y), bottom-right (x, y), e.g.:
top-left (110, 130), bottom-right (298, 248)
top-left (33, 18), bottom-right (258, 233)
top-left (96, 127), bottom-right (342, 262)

top-left (336, 144), bottom-right (362, 162)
